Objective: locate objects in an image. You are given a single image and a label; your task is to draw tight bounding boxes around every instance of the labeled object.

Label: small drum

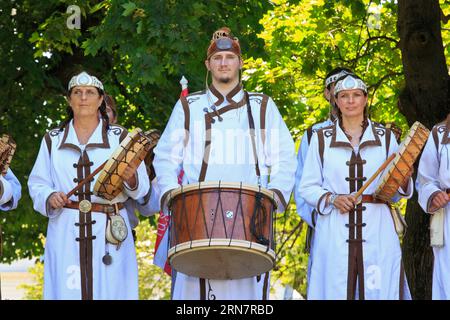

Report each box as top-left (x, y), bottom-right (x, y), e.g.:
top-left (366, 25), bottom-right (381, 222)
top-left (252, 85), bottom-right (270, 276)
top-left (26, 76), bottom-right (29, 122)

top-left (167, 181), bottom-right (277, 280)
top-left (374, 121), bottom-right (430, 202)
top-left (0, 134), bottom-right (16, 176)
top-left (94, 128), bottom-right (155, 200)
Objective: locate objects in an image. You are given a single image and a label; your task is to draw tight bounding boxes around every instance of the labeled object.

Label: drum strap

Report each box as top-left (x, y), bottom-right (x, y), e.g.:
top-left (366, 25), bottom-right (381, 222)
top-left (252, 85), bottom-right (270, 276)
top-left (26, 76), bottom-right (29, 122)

top-left (262, 272), bottom-right (270, 300)
top-left (199, 278), bottom-right (206, 300)
top-left (245, 91), bottom-right (261, 180)
top-left (385, 126), bottom-right (391, 157)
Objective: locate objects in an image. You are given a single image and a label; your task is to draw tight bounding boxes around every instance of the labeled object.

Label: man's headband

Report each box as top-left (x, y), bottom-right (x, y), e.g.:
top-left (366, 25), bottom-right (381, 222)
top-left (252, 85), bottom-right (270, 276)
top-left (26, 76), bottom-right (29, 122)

top-left (207, 27), bottom-right (241, 59)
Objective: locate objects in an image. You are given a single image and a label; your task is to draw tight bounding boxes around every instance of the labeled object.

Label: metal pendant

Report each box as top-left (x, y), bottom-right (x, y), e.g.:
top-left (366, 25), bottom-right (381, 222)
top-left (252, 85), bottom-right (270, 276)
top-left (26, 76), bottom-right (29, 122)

top-left (102, 253), bottom-right (112, 265)
top-left (79, 199), bottom-right (92, 213)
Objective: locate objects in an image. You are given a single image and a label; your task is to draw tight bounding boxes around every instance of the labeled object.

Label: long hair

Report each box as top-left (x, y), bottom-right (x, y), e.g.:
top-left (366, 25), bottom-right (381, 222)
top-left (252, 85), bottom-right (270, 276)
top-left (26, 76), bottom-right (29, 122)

top-left (60, 88), bottom-right (109, 131)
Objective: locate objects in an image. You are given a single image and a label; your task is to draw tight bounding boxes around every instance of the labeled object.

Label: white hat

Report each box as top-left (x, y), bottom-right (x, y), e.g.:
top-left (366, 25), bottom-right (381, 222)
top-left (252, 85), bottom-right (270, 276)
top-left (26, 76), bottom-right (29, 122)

top-left (334, 75), bottom-right (367, 96)
top-left (68, 71), bottom-right (104, 91)
top-left (325, 70), bottom-right (354, 87)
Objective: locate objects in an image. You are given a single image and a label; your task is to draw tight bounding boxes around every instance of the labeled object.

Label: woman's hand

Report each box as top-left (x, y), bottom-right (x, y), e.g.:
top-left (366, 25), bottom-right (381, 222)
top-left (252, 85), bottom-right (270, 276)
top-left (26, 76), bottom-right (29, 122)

top-left (333, 194), bottom-right (357, 214)
top-left (49, 192), bottom-right (71, 209)
top-left (122, 162), bottom-right (138, 189)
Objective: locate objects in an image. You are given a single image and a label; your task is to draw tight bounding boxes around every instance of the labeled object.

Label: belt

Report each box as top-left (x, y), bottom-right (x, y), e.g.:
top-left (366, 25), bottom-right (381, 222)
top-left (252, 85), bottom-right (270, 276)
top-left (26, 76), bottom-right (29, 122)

top-left (64, 201), bottom-right (124, 214)
top-left (360, 195), bottom-right (389, 205)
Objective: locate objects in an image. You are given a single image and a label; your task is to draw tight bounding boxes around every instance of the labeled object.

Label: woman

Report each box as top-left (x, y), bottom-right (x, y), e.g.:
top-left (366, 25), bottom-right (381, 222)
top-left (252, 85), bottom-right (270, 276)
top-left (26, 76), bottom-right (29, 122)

top-left (299, 74), bottom-right (412, 300)
top-left (28, 71), bottom-right (150, 300)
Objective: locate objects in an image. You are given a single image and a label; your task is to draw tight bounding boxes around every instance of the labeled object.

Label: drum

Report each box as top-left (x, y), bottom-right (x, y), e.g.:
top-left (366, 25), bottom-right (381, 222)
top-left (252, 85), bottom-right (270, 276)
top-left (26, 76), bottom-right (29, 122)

top-left (167, 181), bottom-right (277, 280)
top-left (374, 121), bottom-right (430, 202)
top-left (94, 128), bottom-right (155, 200)
top-left (0, 134), bottom-right (16, 176)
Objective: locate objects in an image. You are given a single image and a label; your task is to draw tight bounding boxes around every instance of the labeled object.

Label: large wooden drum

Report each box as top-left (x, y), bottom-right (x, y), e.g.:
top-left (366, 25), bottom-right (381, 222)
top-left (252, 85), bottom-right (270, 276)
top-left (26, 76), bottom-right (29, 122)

top-left (374, 121), bottom-right (430, 202)
top-left (167, 181), bottom-right (277, 280)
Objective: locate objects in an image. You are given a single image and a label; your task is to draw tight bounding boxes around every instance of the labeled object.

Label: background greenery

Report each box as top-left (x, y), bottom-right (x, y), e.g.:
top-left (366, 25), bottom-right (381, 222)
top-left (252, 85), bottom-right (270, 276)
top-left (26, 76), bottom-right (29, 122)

top-left (2, 0), bottom-right (450, 299)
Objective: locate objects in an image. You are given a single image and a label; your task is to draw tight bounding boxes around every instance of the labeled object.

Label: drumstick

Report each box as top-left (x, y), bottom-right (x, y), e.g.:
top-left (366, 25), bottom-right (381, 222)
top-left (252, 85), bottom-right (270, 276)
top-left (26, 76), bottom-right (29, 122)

top-left (66, 160), bottom-right (107, 198)
top-left (353, 152), bottom-right (397, 200)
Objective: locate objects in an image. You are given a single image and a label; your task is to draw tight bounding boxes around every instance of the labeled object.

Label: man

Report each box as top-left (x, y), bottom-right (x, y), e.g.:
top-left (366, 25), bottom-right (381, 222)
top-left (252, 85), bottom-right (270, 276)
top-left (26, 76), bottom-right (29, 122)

top-left (293, 67), bottom-right (354, 289)
top-left (153, 27), bottom-right (296, 300)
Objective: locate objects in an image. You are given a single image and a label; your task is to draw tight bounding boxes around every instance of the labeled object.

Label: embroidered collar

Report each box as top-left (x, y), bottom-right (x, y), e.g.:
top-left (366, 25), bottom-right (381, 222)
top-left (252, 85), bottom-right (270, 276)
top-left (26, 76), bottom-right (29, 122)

top-left (208, 83), bottom-right (243, 107)
top-left (59, 119), bottom-right (110, 152)
top-left (330, 119), bottom-right (381, 150)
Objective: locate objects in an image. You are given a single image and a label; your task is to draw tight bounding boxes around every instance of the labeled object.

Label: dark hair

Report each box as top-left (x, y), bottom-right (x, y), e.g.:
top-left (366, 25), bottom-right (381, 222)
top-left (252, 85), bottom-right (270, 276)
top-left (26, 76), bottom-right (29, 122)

top-left (104, 94), bottom-right (118, 122)
top-left (60, 87), bottom-right (109, 131)
top-left (325, 67), bottom-right (354, 89)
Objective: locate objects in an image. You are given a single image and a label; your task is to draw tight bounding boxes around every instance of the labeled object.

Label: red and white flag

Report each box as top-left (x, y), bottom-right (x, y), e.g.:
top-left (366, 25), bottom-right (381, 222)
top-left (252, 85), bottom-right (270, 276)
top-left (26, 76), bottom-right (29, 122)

top-left (153, 76), bottom-right (188, 276)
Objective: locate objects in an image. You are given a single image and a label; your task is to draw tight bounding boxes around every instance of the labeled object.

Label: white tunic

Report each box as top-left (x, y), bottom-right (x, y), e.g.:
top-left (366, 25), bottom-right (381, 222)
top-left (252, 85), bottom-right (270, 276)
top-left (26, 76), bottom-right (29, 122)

top-left (153, 85), bottom-right (297, 300)
top-left (299, 120), bottom-right (412, 300)
top-left (0, 168), bottom-right (21, 211)
top-left (28, 120), bottom-right (150, 300)
top-left (294, 119), bottom-right (332, 290)
top-left (124, 178), bottom-right (161, 230)
top-left (417, 120), bottom-right (450, 299)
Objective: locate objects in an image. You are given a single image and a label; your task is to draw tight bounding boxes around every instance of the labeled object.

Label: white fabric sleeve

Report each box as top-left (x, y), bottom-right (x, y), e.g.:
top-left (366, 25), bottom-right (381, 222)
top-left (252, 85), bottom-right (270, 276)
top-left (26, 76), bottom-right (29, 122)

top-left (135, 178), bottom-right (160, 216)
top-left (417, 133), bottom-right (442, 213)
top-left (263, 98), bottom-right (297, 212)
top-left (294, 134), bottom-right (315, 226)
top-left (27, 137), bottom-right (61, 218)
top-left (153, 100), bottom-right (186, 212)
top-left (298, 132), bottom-right (332, 215)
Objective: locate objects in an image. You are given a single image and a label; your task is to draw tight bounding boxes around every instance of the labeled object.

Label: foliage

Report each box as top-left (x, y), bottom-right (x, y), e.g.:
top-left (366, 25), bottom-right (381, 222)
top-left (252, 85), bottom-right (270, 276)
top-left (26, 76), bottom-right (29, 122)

top-left (243, 0), bottom-right (407, 141)
top-left (4, 0), bottom-right (450, 298)
top-left (0, 0), bottom-right (271, 262)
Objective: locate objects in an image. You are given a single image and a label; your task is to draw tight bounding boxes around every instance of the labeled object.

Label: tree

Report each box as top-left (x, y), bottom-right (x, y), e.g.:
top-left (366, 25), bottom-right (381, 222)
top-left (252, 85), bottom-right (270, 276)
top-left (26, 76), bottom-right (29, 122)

top-left (243, 0), bottom-right (450, 299)
top-left (0, 0), bottom-right (272, 262)
top-left (397, 0), bottom-right (450, 300)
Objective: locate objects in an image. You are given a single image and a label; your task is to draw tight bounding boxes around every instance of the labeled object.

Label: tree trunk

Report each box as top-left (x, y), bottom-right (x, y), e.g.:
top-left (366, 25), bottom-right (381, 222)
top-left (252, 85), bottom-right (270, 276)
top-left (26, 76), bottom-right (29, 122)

top-left (397, 0), bottom-right (449, 299)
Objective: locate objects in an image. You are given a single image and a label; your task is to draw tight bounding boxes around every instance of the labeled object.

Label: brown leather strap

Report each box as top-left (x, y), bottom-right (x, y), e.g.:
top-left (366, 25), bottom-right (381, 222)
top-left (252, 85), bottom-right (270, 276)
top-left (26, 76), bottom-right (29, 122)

top-left (64, 201), bottom-right (124, 214)
top-left (317, 129), bottom-right (325, 167)
top-left (360, 195), bottom-right (389, 205)
top-left (245, 91), bottom-right (261, 179)
top-left (180, 95), bottom-right (190, 146)
top-left (262, 272), bottom-right (269, 300)
top-left (399, 260), bottom-right (405, 300)
top-left (199, 278), bottom-right (206, 300)
top-left (259, 94), bottom-right (269, 146)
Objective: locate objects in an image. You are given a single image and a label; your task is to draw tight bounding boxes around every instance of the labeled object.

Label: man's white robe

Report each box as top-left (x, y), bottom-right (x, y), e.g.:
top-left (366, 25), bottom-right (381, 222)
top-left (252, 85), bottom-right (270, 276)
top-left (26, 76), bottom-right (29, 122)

top-left (153, 86), bottom-right (296, 300)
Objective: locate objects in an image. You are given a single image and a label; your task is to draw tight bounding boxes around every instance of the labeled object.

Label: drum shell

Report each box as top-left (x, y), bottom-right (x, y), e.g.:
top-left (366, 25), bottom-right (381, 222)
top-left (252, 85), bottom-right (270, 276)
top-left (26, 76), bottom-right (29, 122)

top-left (167, 183), bottom-right (277, 279)
top-left (169, 186), bottom-right (275, 249)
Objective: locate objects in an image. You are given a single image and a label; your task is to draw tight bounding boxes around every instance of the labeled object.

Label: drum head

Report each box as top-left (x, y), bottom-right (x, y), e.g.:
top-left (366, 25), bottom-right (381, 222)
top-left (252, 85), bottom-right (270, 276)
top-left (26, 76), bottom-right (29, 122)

top-left (94, 127), bottom-right (151, 200)
top-left (168, 239), bottom-right (275, 280)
